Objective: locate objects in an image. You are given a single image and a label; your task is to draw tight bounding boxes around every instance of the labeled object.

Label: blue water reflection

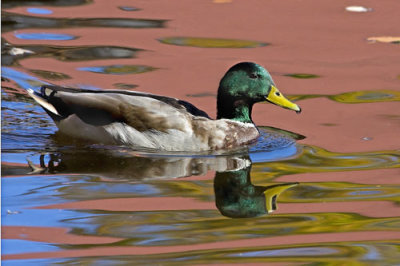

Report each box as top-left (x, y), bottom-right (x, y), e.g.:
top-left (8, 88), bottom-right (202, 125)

top-left (1, 239), bottom-right (59, 255)
top-left (15, 32), bottom-right (77, 40)
top-left (26, 8), bottom-right (53, 15)
top-left (249, 144), bottom-right (299, 163)
top-left (2, 67), bottom-right (47, 89)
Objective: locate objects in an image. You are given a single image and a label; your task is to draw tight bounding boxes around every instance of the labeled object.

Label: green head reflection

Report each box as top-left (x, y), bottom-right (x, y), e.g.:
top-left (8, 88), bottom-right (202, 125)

top-left (214, 162), bottom-right (298, 218)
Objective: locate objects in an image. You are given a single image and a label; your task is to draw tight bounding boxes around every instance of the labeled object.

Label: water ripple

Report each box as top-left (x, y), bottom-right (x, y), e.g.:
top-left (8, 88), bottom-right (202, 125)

top-left (2, 11), bottom-right (166, 32)
top-left (2, 40), bottom-right (142, 66)
top-left (254, 145), bottom-right (400, 176)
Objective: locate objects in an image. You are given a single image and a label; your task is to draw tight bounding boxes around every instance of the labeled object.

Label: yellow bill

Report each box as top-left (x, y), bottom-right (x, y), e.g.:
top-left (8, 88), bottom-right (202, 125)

top-left (266, 85), bottom-right (301, 113)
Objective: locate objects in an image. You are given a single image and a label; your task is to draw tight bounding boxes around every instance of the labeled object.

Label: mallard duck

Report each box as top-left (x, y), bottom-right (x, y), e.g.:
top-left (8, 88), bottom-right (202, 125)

top-left (28, 62), bottom-right (301, 151)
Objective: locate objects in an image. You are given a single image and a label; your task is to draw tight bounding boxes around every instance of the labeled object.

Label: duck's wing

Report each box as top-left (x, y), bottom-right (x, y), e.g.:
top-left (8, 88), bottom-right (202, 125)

top-left (30, 85), bottom-right (210, 122)
top-left (28, 85), bottom-right (213, 135)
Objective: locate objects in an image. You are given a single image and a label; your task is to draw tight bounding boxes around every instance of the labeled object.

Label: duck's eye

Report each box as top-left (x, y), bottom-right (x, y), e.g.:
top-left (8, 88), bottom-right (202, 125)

top-left (275, 91), bottom-right (281, 97)
top-left (249, 73), bottom-right (258, 79)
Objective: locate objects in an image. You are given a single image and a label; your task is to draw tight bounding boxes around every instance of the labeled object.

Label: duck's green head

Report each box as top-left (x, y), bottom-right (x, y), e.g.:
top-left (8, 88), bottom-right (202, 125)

top-left (217, 62), bottom-right (301, 123)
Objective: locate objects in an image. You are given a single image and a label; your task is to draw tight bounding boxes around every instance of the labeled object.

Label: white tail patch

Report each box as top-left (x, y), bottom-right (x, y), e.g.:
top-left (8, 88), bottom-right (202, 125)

top-left (27, 88), bottom-right (60, 116)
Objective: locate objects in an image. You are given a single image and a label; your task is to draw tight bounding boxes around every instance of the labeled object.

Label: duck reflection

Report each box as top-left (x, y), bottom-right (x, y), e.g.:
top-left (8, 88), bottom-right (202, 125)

top-left (27, 149), bottom-right (252, 179)
top-left (27, 150), bottom-right (298, 218)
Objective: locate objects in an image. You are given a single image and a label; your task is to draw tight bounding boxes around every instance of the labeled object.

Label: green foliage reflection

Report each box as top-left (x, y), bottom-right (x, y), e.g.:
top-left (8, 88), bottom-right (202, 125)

top-left (158, 37), bottom-right (268, 48)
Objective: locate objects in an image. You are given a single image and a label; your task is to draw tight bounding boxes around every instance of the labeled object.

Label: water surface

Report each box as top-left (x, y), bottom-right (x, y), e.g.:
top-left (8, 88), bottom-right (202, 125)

top-left (2, 0), bottom-right (400, 264)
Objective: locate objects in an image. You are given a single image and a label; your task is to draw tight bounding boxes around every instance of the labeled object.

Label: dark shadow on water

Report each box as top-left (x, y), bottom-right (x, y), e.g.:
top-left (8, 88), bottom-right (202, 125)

top-left (2, 38), bottom-right (143, 66)
top-left (2, 11), bottom-right (167, 32)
